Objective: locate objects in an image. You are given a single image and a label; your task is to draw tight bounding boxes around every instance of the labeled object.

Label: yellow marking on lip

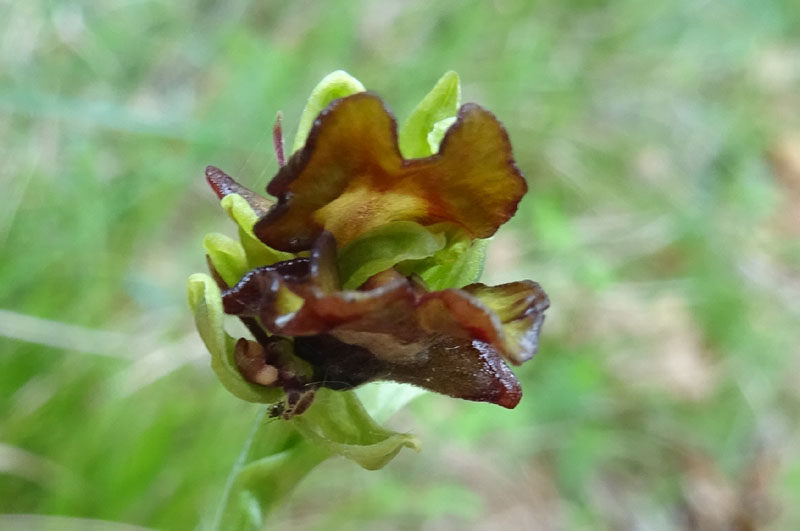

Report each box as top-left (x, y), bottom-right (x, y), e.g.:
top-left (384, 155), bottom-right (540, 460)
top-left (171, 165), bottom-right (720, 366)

top-left (314, 183), bottom-right (427, 246)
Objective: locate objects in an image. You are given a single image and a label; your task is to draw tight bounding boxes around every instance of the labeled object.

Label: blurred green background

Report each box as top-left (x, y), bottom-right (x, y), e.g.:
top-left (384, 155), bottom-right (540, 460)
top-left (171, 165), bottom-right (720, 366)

top-left (2, 0), bottom-right (800, 529)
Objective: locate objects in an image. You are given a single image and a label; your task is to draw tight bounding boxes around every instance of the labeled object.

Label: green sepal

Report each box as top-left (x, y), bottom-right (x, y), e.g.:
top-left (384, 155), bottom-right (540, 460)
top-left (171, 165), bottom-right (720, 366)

top-left (187, 273), bottom-right (281, 403)
top-left (398, 71), bottom-right (461, 159)
top-left (203, 232), bottom-right (249, 287)
top-left (291, 388), bottom-right (420, 470)
top-left (398, 229), bottom-right (489, 290)
top-left (337, 221), bottom-right (446, 289)
top-left (220, 194), bottom-right (293, 268)
top-left (292, 70), bottom-right (366, 153)
top-left (421, 238), bottom-right (489, 290)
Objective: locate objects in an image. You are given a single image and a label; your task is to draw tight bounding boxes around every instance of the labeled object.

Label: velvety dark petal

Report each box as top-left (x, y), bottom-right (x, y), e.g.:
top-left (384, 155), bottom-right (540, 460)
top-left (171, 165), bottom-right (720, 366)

top-left (295, 335), bottom-right (521, 408)
top-left (253, 92), bottom-right (526, 252)
top-left (222, 257), bottom-right (309, 317)
top-left (463, 281), bottom-right (550, 365)
top-left (206, 165), bottom-right (273, 216)
top-left (221, 233), bottom-right (544, 408)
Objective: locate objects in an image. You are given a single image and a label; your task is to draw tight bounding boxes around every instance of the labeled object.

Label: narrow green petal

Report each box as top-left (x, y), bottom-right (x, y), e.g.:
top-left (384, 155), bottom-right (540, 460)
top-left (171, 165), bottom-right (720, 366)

top-left (187, 274), bottom-right (281, 403)
top-left (291, 388), bottom-right (420, 470)
top-left (220, 194), bottom-right (293, 268)
top-left (337, 221), bottom-right (446, 289)
top-left (398, 71), bottom-right (461, 159)
top-left (292, 70), bottom-right (366, 153)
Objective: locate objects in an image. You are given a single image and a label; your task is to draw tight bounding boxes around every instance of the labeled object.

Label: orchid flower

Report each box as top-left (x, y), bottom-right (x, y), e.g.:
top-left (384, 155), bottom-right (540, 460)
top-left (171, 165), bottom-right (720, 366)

top-left (188, 71), bottom-right (549, 484)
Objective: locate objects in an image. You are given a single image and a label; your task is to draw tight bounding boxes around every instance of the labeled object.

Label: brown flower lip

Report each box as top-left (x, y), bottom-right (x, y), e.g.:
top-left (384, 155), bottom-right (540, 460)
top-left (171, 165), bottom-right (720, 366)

top-left (221, 231), bottom-right (549, 408)
top-left (252, 92), bottom-right (528, 253)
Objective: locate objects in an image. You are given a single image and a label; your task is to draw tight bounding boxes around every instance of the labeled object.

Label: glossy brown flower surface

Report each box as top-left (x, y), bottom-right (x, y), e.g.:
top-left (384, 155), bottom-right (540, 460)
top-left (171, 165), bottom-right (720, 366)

top-left (253, 92), bottom-right (527, 253)
top-left (222, 232), bottom-right (548, 408)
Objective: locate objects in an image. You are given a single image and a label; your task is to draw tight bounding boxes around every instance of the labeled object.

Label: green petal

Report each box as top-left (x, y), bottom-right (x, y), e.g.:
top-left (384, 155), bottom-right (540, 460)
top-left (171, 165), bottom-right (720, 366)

top-left (187, 274), bottom-right (281, 403)
top-left (398, 71), bottom-right (461, 159)
top-left (427, 116), bottom-right (456, 154)
top-left (337, 221), bottom-right (446, 289)
top-left (203, 232), bottom-right (249, 287)
top-left (396, 228), bottom-right (489, 290)
top-left (292, 70), bottom-right (366, 153)
top-left (421, 238), bottom-right (489, 290)
top-left (221, 194), bottom-right (293, 269)
top-left (291, 388), bottom-right (420, 470)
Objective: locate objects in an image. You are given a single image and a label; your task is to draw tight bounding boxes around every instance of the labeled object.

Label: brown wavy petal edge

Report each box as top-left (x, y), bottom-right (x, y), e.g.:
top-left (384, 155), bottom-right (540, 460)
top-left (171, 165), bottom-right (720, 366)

top-left (221, 233), bottom-right (548, 408)
top-left (253, 92), bottom-right (527, 252)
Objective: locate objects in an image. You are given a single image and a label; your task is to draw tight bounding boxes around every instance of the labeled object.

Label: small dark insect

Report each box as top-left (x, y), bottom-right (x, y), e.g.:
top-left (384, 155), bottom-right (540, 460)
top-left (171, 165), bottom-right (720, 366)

top-left (267, 401), bottom-right (285, 419)
top-left (268, 388), bottom-right (316, 420)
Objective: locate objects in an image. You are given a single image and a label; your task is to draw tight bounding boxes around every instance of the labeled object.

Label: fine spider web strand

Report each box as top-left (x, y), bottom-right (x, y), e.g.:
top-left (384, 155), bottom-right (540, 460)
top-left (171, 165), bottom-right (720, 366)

top-left (208, 406), bottom-right (268, 531)
top-left (301, 379), bottom-right (357, 389)
top-left (234, 135), bottom-right (269, 184)
top-left (230, 111), bottom-right (283, 192)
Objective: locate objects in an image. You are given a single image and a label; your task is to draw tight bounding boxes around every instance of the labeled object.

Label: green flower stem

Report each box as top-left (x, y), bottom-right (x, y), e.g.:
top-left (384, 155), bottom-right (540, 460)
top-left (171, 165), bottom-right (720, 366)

top-left (207, 385), bottom-right (422, 529)
top-left (210, 407), bottom-right (328, 531)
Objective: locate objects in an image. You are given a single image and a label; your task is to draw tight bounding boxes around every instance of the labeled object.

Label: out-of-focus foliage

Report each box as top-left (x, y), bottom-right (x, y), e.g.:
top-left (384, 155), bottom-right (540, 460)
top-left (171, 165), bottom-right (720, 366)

top-left (2, 0), bottom-right (800, 529)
